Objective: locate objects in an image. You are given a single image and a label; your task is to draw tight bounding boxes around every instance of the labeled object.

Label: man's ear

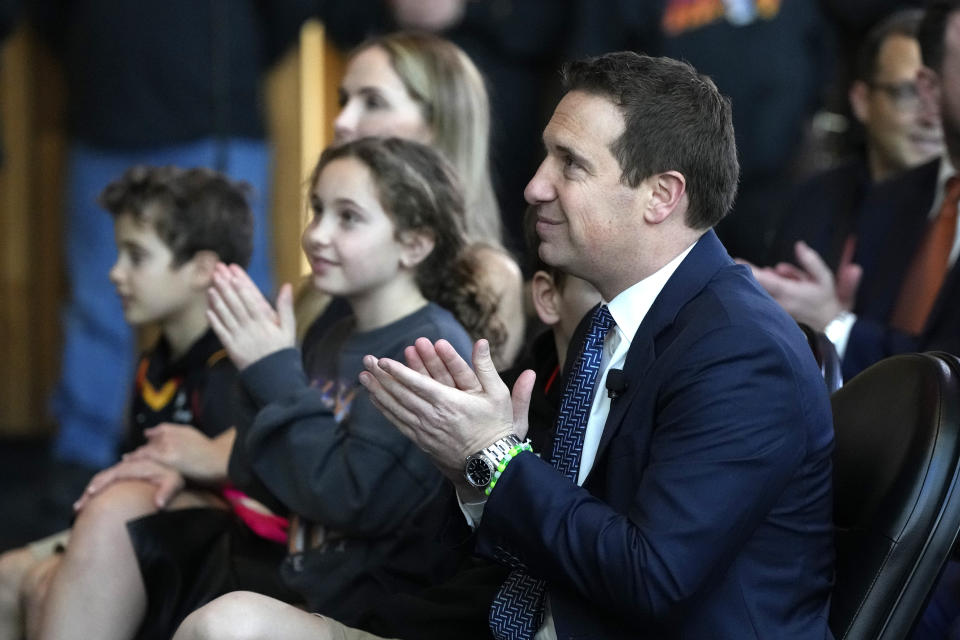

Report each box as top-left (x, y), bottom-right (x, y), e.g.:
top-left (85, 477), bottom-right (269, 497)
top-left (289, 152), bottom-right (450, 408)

top-left (530, 270), bottom-right (560, 327)
top-left (849, 80), bottom-right (870, 125)
top-left (644, 170), bottom-right (686, 225)
top-left (399, 230), bottom-right (436, 269)
top-left (188, 250), bottom-right (219, 288)
top-left (917, 65), bottom-right (942, 123)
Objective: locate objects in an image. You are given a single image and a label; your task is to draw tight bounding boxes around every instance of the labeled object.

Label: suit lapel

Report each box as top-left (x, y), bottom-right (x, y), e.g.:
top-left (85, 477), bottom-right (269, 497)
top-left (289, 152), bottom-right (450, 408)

top-left (586, 230), bottom-right (733, 479)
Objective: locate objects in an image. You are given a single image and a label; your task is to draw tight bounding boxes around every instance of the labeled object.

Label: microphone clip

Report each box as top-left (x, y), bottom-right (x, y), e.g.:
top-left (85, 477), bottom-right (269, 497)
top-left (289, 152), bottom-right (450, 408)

top-left (606, 368), bottom-right (627, 399)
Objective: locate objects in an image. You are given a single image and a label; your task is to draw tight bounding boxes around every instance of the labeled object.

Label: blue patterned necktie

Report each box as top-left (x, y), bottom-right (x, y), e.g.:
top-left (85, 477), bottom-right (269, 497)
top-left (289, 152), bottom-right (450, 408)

top-left (489, 304), bottom-right (616, 640)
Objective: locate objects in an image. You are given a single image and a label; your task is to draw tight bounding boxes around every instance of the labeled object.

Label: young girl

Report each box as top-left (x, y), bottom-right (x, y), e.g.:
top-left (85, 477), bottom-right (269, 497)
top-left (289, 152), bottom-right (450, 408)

top-left (37, 138), bottom-right (499, 640)
top-left (314, 31), bottom-right (525, 369)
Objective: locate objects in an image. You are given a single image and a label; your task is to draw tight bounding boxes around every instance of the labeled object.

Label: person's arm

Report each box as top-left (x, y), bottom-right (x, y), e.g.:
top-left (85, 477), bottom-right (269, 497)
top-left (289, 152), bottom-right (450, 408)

top-left (363, 326), bottom-right (825, 621)
top-left (123, 424), bottom-right (235, 486)
top-left (232, 346), bottom-right (442, 535)
top-left (474, 324), bottom-right (822, 621)
top-left (840, 316), bottom-right (920, 380)
top-left (749, 240), bottom-right (862, 332)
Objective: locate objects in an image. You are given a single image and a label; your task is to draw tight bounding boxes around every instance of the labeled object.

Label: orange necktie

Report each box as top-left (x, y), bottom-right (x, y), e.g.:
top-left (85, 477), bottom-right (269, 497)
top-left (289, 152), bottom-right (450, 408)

top-left (891, 175), bottom-right (960, 335)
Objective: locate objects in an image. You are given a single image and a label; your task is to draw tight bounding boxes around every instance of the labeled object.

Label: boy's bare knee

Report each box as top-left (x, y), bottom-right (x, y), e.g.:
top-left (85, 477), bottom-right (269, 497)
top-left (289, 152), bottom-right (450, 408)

top-left (73, 481), bottom-right (157, 534)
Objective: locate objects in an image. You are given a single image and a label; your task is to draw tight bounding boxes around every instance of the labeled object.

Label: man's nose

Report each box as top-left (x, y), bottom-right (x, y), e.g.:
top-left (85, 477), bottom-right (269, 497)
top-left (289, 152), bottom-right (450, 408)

top-left (524, 159), bottom-right (556, 205)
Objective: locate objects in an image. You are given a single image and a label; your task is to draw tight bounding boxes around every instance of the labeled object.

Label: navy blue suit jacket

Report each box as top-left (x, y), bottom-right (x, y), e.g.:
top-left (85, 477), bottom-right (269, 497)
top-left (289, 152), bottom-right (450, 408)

top-left (840, 159), bottom-right (960, 378)
top-left (475, 231), bottom-right (835, 639)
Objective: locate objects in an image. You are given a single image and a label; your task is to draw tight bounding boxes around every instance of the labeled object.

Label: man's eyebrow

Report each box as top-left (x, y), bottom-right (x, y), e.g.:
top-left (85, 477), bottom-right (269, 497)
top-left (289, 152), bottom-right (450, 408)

top-left (553, 142), bottom-right (594, 172)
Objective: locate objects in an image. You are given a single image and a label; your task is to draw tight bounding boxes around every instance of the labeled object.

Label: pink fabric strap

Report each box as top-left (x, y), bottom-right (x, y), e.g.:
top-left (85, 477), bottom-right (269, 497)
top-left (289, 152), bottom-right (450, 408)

top-left (222, 485), bottom-right (290, 544)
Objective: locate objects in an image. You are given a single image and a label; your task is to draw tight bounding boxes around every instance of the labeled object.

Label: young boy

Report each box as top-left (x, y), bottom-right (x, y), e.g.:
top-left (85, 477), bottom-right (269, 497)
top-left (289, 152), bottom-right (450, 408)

top-left (0, 165), bottom-right (254, 640)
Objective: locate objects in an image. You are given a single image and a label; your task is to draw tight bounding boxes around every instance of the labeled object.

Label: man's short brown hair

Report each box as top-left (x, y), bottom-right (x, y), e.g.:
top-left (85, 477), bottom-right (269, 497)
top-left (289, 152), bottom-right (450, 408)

top-left (561, 52), bottom-right (740, 230)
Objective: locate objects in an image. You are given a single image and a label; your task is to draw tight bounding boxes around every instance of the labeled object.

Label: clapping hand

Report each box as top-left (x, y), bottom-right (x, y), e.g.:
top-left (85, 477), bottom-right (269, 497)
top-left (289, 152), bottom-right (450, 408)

top-left (359, 337), bottom-right (536, 488)
top-left (207, 263), bottom-right (296, 370)
top-left (745, 241), bottom-right (862, 331)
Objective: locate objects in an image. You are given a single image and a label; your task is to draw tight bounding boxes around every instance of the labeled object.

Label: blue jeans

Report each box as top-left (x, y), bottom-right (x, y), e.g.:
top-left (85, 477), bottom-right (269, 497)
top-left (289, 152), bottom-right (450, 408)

top-left (52, 138), bottom-right (273, 468)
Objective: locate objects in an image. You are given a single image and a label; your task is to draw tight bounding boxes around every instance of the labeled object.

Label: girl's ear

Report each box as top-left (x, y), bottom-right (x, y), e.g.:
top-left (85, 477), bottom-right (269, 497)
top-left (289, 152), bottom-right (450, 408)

top-left (188, 250), bottom-right (219, 288)
top-left (398, 230), bottom-right (436, 269)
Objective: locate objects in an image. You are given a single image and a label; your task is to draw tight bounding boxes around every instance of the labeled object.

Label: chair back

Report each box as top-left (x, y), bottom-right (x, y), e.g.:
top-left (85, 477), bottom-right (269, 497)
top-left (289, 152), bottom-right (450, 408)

top-left (829, 352), bottom-right (960, 639)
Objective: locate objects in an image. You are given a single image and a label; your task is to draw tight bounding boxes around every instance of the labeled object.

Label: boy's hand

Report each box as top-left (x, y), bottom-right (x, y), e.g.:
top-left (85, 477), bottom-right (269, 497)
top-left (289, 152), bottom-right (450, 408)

top-left (74, 459), bottom-right (186, 511)
top-left (207, 263), bottom-right (296, 370)
top-left (124, 424), bottom-right (235, 485)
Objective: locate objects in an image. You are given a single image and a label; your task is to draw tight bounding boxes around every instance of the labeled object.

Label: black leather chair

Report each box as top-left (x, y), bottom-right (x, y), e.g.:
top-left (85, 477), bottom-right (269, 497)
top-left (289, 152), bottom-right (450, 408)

top-left (829, 352), bottom-right (960, 639)
top-left (798, 322), bottom-right (844, 393)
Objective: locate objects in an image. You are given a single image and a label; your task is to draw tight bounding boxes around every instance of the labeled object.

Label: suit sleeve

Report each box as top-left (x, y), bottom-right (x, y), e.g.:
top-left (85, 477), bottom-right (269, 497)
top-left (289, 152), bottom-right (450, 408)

top-left (474, 325), bottom-right (820, 622)
top-left (229, 347), bottom-right (442, 536)
top-left (841, 317), bottom-right (919, 380)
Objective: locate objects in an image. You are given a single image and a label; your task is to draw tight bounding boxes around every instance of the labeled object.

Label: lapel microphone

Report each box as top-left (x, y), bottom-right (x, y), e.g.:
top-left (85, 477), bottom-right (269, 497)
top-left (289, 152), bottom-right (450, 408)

top-left (606, 368), bottom-right (627, 399)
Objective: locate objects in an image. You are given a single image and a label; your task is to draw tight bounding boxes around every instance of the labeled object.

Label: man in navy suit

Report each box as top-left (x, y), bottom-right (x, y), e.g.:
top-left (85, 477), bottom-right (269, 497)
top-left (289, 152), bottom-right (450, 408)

top-left (754, 1), bottom-right (960, 381)
top-left (354, 53), bottom-right (835, 639)
top-left (169, 53), bottom-right (835, 640)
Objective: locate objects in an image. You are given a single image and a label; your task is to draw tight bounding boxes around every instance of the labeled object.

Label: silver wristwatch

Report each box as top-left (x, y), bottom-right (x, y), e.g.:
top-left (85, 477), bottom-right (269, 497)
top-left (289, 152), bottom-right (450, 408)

top-left (464, 434), bottom-right (522, 489)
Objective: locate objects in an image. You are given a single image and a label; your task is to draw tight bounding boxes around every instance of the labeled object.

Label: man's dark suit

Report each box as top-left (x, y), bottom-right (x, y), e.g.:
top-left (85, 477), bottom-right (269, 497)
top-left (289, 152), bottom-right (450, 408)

top-left (838, 158), bottom-right (960, 378)
top-left (475, 231), bottom-right (836, 639)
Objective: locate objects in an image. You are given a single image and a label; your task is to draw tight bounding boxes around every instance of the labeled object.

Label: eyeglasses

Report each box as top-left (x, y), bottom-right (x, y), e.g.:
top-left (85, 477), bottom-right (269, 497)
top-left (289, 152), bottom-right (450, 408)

top-left (868, 80), bottom-right (921, 110)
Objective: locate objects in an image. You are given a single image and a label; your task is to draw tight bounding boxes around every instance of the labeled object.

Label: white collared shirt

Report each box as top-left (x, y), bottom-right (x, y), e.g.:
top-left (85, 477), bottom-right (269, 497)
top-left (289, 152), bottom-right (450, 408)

top-left (532, 242), bottom-right (695, 640)
top-left (459, 242), bottom-right (696, 523)
top-left (575, 243), bottom-right (694, 482)
top-left (456, 241), bottom-right (697, 640)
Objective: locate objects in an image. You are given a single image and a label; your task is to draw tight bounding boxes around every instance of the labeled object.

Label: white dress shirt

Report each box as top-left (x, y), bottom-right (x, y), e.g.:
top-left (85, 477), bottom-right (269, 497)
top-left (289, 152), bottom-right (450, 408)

top-left (456, 241), bottom-right (696, 640)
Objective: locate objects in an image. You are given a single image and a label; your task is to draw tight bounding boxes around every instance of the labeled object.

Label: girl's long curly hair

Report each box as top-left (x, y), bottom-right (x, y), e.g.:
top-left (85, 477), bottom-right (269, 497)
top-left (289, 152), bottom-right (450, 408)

top-left (310, 137), bottom-right (506, 358)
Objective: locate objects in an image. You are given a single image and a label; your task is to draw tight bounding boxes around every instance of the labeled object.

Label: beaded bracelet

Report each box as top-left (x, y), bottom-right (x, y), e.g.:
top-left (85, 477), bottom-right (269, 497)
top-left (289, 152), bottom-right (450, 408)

top-left (485, 440), bottom-right (534, 496)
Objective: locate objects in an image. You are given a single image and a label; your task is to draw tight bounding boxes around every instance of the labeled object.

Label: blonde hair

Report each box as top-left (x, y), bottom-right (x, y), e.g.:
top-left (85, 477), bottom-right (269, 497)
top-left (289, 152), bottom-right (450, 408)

top-left (355, 32), bottom-right (502, 247)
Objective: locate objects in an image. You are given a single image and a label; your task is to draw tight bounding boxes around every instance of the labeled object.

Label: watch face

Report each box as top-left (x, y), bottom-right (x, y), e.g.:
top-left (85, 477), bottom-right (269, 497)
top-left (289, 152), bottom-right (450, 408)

top-left (465, 456), bottom-right (493, 487)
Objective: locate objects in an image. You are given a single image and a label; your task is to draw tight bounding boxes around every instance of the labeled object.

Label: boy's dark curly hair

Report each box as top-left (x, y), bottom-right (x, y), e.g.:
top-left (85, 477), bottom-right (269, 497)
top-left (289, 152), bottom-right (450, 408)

top-left (99, 165), bottom-right (254, 267)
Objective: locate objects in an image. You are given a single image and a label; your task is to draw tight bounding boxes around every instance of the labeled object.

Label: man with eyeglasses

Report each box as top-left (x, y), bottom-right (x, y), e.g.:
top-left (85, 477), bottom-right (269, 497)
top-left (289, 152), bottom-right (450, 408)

top-left (766, 10), bottom-right (939, 271)
top-left (850, 9), bottom-right (943, 183)
top-left (754, 2), bottom-right (960, 382)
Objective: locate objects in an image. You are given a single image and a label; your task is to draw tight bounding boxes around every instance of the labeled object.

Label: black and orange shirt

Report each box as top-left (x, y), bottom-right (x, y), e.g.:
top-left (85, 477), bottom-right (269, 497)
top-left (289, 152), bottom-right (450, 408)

top-left (122, 328), bottom-right (238, 454)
